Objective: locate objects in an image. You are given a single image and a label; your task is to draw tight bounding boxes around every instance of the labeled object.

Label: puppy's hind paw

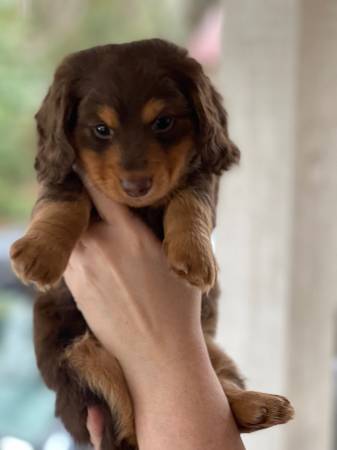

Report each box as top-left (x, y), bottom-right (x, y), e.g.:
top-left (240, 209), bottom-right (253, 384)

top-left (229, 390), bottom-right (294, 433)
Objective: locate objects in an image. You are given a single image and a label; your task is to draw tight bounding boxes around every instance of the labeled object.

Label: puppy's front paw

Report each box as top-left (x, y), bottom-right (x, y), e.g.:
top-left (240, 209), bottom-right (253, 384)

top-left (230, 390), bottom-right (294, 432)
top-left (164, 233), bottom-right (217, 292)
top-left (10, 234), bottom-right (69, 290)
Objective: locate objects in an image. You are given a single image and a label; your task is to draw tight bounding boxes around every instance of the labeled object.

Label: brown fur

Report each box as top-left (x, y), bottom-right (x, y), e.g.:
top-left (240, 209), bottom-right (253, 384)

top-left (205, 336), bottom-right (294, 432)
top-left (65, 332), bottom-right (136, 445)
top-left (10, 189), bottom-right (91, 290)
top-left (164, 188), bottom-right (217, 291)
top-left (98, 105), bottom-right (120, 129)
top-left (141, 98), bottom-right (167, 123)
top-left (10, 39), bottom-right (293, 450)
top-left (77, 136), bottom-right (193, 209)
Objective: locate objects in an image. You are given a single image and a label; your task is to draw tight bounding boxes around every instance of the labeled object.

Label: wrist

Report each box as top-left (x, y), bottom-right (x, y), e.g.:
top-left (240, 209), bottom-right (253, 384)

top-left (120, 329), bottom-right (213, 403)
top-left (121, 331), bottom-right (244, 450)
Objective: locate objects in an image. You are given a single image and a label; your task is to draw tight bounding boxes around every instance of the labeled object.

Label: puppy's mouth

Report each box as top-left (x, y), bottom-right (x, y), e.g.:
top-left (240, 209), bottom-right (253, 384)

top-left (117, 175), bottom-right (162, 207)
top-left (116, 171), bottom-right (173, 207)
top-left (82, 168), bottom-right (171, 208)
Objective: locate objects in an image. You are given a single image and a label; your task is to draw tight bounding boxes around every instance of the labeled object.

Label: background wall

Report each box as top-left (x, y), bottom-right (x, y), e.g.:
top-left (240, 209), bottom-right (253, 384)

top-left (217, 2), bottom-right (337, 450)
top-left (0, 1), bottom-right (336, 449)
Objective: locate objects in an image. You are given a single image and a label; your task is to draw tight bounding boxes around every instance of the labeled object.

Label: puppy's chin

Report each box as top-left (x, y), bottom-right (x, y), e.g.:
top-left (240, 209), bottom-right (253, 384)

top-left (88, 174), bottom-right (174, 208)
top-left (109, 190), bottom-right (168, 208)
top-left (91, 182), bottom-right (169, 208)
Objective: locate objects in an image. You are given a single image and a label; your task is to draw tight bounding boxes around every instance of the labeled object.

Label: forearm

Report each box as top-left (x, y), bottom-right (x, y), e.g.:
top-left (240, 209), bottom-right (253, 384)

top-left (64, 181), bottom-right (245, 449)
top-left (123, 333), bottom-right (245, 450)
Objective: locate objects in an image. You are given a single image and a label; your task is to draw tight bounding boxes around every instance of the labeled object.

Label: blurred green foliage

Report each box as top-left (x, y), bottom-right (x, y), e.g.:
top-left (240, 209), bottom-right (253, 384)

top-left (0, 2), bottom-right (211, 447)
top-left (0, 0), bottom-right (189, 223)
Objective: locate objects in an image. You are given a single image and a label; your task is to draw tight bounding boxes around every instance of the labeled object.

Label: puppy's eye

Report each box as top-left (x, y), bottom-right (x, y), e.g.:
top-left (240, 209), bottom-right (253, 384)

top-left (93, 124), bottom-right (113, 139)
top-left (152, 116), bottom-right (174, 133)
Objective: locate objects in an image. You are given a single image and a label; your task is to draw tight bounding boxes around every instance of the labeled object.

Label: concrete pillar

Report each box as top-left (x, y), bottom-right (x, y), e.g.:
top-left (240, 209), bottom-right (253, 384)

top-left (286, 2), bottom-right (337, 449)
top-left (215, 1), bottom-right (337, 449)
top-left (215, 2), bottom-right (298, 450)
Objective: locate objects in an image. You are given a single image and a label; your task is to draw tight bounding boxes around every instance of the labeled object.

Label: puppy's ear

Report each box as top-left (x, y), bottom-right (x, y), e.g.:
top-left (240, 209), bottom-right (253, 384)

top-left (180, 58), bottom-right (240, 174)
top-left (34, 63), bottom-right (77, 184)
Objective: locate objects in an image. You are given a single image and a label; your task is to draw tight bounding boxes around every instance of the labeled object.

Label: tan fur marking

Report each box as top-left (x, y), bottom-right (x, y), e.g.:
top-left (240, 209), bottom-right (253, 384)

top-left (98, 105), bottom-right (120, 128)
top-left (78, 146), bottom-right (124, 203)
top-left (164, 190), bottom-right (217, 291)
top-left (227, 389), bottom-right (294, 432)
top-left (164, 137), bottom-right (193, 191)
top-left (32, 195), bottom-right (90, 244)
top-left (205, 335), bottom-right (294, 432)
top-left (10, 193), bottom-right (91, 289)
top-left (141, 98), bottom-right (166, 123)
top-left (78, 136), bottom-right (194, 208)
top-left (65, 333), bottom-right (136, 445)
top-left (165, 190), bottom-right (213, 235)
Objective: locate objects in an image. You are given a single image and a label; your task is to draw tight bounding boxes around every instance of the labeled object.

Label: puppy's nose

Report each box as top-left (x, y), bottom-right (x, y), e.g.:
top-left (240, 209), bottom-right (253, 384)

top-left (120, 177), bottom-right (152, 197)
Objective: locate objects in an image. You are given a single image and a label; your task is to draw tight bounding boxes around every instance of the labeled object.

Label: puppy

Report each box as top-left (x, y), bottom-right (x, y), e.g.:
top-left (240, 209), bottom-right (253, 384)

top-left (10, 39), bottom-right (294, 449)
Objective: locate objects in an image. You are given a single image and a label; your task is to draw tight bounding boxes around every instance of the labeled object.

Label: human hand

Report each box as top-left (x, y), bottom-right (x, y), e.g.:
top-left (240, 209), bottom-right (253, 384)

top-left (64, 176), bottom-right (203, 385)
top-left (87, 407), bottom-right (104, 450)
top-left (66, 176), bottom-right (245, 450)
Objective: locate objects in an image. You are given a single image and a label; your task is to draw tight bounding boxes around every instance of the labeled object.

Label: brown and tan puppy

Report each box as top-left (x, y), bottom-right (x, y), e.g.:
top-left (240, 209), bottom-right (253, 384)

top-left (10, 39), bottom-right (294, 450)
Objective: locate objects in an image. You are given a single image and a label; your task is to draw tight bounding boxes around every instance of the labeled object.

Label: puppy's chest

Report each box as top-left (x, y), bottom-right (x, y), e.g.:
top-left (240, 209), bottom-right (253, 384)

top-left (89, 204), bottom-right (165, 240)
top-left (133, 206), bottom-right (165, 241)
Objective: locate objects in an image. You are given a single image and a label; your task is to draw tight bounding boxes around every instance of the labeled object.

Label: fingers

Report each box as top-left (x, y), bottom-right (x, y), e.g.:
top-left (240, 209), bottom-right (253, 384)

top-left (64, 240), bottom-right (91, 301)
top-left (87, 406), bottom-right (104, 450)
top-left (75, 166), bottom-right (131, 226)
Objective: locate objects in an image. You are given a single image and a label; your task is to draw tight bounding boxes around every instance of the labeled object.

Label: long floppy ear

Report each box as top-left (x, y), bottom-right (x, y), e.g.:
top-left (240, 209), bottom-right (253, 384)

top-left (34, 64), bottom-right (77, 184)
top-left (179, 57), bottom-right (240, 174)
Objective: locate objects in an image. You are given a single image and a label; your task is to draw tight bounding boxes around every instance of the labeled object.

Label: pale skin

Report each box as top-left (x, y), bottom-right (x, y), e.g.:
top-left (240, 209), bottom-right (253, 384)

top-left (64, 177), bottom-right (245, 450)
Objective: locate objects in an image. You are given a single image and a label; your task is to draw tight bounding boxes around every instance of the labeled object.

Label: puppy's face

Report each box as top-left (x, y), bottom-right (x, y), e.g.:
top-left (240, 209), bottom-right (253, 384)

top-left (35, 40), bottom-right (240, 195)
top-left (73, 78), bottom-right (195, 207)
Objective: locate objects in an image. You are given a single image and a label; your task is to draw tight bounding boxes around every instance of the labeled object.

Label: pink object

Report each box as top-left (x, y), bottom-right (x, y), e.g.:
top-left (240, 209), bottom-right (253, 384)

top-left (187, 4), bottom-right (225, 68)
